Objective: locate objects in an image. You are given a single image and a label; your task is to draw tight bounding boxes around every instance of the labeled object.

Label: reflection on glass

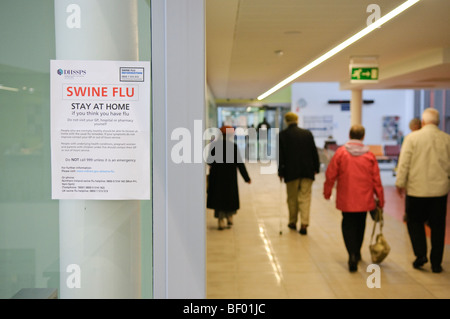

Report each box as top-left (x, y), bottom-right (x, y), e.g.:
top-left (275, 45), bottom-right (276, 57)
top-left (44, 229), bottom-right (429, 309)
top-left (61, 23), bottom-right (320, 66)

top-left (0, 0), bottom-right (59, 299)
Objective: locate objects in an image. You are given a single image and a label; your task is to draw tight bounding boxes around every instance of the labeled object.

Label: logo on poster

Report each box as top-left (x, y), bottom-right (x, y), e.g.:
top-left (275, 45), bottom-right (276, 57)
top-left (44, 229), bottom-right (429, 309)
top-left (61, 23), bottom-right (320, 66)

top-left (57, 68), bottom-right (87, 78)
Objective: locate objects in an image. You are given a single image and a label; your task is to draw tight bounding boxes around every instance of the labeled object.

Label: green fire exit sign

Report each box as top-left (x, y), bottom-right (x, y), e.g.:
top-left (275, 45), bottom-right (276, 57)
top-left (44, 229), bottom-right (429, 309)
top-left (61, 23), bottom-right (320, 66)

top-left (351, 67), bottom-right (378, 81)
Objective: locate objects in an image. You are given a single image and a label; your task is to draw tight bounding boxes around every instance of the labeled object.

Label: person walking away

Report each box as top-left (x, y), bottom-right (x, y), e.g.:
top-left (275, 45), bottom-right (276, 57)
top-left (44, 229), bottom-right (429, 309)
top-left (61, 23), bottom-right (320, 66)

top-left (395, 108), bottom-right (450, 273)
top-left (207, 126), bottom-right (251, 230)
top-left (398, 117), bottom-right (422, 221)
top-left (323, 125), bottom-right (384, 272)
top-left (257, 117), bottom-right (271, 160)
top-left (278, 112), bottom-right (320, 235)
top-left (408, 117), bottom-right (422, 132)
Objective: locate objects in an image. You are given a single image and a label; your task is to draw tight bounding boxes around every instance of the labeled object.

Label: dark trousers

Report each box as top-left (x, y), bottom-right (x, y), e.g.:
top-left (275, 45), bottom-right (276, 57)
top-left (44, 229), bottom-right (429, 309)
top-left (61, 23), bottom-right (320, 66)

top-left (405, 195), bottom-right (448, 267)
top-left (342, 212), bottom-right (367, 258)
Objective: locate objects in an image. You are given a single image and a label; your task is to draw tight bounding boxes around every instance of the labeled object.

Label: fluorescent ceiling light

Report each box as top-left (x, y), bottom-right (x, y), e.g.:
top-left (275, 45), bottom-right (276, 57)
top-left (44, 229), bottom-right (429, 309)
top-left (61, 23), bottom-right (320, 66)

top-left (0, 85), bottom-right (19, 92)
top-left (257, 0), bottom-right (421, 100)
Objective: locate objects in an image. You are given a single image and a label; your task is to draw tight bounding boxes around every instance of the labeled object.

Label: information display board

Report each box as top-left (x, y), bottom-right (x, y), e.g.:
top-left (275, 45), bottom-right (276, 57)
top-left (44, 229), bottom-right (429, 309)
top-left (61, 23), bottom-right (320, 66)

top-left (50, 60), bottom-right (151, 200)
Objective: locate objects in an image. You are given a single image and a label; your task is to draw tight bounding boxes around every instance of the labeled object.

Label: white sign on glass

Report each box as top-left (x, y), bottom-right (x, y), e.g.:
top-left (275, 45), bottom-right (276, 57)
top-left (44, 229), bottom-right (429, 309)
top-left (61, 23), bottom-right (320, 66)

top-left (50, 60), bottom-right (150, 200)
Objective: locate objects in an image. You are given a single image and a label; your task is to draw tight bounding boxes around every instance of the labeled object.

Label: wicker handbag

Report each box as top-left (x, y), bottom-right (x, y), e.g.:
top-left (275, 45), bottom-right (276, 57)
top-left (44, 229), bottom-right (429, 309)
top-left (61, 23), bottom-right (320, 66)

top-left (369, 204), bottom-right (390, 264)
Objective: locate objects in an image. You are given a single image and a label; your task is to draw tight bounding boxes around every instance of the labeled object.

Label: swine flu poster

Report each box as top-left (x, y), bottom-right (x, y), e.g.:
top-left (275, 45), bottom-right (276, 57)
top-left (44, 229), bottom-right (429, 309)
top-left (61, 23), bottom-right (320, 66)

top-left (50, 60), bottom-right (150, 200)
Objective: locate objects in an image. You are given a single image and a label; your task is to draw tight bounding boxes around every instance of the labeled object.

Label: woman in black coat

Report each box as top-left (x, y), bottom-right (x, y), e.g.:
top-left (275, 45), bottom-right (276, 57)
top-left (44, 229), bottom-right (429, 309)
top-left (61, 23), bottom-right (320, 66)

top-left (207, 126), bottom-right (251, 230)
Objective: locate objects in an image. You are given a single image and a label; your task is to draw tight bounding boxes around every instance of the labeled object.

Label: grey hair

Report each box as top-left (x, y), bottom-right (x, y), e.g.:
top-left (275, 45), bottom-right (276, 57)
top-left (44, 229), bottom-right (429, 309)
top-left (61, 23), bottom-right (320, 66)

top-left (422, 108), bottom-right (440, 125)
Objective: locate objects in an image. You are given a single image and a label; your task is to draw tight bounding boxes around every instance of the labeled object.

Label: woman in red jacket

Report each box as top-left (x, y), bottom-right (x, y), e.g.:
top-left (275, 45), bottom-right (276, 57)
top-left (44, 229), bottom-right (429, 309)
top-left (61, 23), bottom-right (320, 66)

top-left (323, 125), bottom-right (384, 272)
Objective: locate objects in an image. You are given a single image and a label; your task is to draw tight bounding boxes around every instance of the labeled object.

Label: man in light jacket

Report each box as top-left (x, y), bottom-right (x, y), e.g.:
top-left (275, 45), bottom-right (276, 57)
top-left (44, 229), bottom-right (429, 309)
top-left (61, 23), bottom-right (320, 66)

top-left (396, 108), bottom-right (450, 273)
top-left (324, 125), bottom-right (384, 272)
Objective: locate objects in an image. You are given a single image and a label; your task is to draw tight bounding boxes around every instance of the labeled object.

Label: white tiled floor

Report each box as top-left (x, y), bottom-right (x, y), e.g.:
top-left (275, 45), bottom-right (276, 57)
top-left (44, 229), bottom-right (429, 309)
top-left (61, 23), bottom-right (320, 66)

top-left (206, 163), bottom-right (450, 299)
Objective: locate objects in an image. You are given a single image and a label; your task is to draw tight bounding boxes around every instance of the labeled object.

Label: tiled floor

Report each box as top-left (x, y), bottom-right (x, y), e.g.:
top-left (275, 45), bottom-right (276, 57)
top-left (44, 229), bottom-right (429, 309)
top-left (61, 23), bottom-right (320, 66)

top-left (206, 162), bottom-right (450, 299)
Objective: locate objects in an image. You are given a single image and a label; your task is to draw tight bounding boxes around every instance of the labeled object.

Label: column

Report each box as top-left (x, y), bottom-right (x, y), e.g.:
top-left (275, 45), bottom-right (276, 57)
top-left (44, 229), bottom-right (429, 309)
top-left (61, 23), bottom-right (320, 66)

top-left (54, 0), bottom-right (141, 299)
top-left (351, 89), bottom-right (363, 126)
top-left (152, 0), bottom-right (206, 298)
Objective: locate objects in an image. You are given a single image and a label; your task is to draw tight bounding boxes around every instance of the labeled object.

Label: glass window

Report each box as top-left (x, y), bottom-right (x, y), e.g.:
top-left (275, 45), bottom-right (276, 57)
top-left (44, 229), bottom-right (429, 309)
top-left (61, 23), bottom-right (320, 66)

top-left (0, 0), bottom-right (152, 299)
top-left (0, 0), bottom-right (58, 299)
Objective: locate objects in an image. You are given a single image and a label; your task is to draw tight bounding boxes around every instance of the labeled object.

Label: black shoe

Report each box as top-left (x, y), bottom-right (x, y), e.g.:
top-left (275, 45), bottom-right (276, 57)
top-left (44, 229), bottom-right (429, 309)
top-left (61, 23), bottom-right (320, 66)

top-left (432, 265), bottom-right (443, 273)
top-left (413, 256), bottom-right (428, 269)
top-left (287, 223), bottom-right (296, 230)
top-left (299, 227), bottom-right (307, 235)
top-left (348, 254), bottom-right (358, 272)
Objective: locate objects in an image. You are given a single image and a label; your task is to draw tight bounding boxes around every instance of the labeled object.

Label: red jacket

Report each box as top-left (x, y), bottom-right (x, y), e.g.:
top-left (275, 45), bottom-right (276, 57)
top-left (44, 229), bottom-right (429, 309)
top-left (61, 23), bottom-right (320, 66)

top-left (323, 140), bottom-right (384, 212)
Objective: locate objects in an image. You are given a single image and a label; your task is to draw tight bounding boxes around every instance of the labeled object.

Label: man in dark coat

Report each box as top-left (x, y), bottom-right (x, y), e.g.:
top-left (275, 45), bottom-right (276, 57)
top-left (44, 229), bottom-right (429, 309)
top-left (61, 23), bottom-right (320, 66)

top-left (207, 126), bottom-right (251, 230)
top-left (278, 112), bottom-right (320, 235)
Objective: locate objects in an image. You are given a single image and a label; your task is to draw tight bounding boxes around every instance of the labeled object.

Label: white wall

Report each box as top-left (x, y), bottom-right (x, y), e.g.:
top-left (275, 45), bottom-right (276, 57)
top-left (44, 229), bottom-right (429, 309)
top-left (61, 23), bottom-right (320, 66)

top-left (291, 82), bottom-right (415, 147)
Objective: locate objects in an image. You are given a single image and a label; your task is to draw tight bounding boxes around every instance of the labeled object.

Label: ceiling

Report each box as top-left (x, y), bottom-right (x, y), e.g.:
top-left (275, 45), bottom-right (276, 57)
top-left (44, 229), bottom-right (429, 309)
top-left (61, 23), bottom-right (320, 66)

top-left (206, 0), bottom-right (450, 101)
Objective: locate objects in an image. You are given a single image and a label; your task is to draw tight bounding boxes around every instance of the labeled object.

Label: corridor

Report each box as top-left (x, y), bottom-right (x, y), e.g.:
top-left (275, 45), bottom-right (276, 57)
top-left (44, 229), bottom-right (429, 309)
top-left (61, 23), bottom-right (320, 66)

top-left (206, 163), bottom-right (450, 299)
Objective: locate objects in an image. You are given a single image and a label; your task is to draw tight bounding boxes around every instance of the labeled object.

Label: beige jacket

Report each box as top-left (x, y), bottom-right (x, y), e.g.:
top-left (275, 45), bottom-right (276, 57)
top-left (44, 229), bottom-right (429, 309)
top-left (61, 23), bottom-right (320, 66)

top-left (396, 124), bottom-right (450, 197)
